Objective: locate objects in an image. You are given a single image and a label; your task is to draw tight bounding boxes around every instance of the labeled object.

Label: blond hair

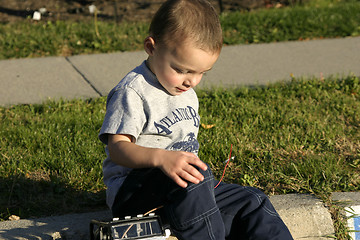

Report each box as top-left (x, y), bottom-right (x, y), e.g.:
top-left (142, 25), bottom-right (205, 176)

top-left (149, 0), bottom-right (223, 53)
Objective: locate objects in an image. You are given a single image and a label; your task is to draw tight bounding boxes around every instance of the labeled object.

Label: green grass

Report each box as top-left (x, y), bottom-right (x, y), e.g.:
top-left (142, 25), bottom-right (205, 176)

top-left (0, 21), bottom-right (149, 59)
top-left (0, 1), bottom-right (359, 59)
top-left (0, 1), bottom-right (359, 237)
top-left (198, 75), bottom-right (360, 196)
top-left (0, 98), bottom-right (107, 219)
top-left (221, 2), bottom-right (360, 44)
top-left (1, 75), bottom-right (359, 225)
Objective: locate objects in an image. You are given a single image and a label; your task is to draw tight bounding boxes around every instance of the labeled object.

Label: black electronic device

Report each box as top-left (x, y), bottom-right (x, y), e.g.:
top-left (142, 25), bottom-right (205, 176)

top-left (90, 214), bottom-right (168, 240)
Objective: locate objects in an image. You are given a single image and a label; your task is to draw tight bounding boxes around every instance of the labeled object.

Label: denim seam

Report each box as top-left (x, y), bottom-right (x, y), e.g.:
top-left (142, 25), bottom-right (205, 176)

top-left (205, 215), bottom-right (216, 240)
top-left (172, 206), bottom-right (220, 230)
top-left (244, 187), bottom-right (279, 217)
top-left (186, 174), bottom-right (213, 192)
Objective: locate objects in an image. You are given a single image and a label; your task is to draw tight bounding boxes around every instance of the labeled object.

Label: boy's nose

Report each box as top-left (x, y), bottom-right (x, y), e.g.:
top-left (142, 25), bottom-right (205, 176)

top-left (184, 74), bottom-right (202, 88)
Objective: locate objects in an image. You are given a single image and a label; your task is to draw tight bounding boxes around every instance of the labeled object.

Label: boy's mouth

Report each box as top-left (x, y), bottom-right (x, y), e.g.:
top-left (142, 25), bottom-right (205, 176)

top-left (176, 87), bottom-right (188, 92)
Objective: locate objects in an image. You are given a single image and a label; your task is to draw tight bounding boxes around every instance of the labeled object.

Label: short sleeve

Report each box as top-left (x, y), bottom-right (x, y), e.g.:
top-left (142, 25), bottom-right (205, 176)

top-left (99, 87), bottom-right (146, 145)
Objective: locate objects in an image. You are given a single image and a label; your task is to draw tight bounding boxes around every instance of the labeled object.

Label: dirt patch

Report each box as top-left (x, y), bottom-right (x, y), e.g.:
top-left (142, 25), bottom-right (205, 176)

top-left (0, 0), bottom-right (290, 23)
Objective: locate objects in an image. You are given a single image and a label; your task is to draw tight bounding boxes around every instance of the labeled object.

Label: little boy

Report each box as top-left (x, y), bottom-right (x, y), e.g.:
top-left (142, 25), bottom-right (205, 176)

top-left (99, 0), bottom-right (293, 239)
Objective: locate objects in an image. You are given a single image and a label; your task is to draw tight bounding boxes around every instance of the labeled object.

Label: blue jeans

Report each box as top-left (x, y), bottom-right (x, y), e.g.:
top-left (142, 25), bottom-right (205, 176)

top-left (112, 167), bottom-right (293, 240)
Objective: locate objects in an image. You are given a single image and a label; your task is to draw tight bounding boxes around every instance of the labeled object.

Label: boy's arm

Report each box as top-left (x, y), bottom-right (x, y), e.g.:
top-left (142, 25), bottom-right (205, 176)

top-left (107, 134), bottom-right (208, 188)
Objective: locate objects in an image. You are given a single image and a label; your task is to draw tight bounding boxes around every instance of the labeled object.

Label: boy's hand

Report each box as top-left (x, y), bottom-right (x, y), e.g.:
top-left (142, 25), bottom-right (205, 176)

top-left (157, 150), bottom-right (208, 188)
top-left (107, 134), bottom-right (207, 188)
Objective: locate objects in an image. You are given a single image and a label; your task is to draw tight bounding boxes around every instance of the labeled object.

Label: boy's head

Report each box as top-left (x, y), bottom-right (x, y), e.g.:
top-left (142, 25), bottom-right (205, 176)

top-left (144, 0), bottom-right (222, 96)
top-left (149, 0), bottom-right (223, 54)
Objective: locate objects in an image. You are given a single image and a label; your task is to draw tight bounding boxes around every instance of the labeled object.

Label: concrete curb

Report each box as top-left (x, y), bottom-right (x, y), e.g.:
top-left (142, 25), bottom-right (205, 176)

top-left (3, 192), bottom-right (359, 239)
top-left (332, 192), bottom-right (360, 240)
top-left (1, 193), bottom-right (348, 240)
top-left (0, 210), bottom-right (111, 240)
top-left (270, 194), bottom-right (334, 240)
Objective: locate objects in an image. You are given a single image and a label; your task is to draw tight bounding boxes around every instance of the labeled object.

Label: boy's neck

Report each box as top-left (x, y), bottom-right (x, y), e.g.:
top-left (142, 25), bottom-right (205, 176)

top-left (145, 58), bottom-right (155, 76)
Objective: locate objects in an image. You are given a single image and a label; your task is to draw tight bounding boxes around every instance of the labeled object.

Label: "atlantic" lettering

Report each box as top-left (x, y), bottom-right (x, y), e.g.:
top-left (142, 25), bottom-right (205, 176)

top-left (154, 106), bottom-right (200, 135)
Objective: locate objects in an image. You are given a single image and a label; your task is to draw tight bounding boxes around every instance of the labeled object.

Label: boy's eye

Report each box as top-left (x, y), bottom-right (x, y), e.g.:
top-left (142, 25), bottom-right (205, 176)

top-left (175, 68), bottom-right (187, 74)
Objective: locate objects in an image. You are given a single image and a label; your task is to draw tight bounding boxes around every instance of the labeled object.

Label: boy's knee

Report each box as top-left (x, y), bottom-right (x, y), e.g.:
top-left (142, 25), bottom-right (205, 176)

top-left (243, 186), bottom-right (280, 217)
top-left (187, 166), bottom-right (215, 191)
top-left (167, 166), bottom-right (216, 206)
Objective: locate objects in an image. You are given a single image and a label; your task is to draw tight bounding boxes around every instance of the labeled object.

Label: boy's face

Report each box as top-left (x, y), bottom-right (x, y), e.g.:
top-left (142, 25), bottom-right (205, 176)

top-left (145, 37), bottom-right (220, 96)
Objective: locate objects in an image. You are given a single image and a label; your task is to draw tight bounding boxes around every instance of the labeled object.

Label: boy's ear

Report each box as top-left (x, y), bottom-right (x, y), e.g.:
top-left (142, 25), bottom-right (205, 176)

top-left (144, 36), bottom-right (156, 56)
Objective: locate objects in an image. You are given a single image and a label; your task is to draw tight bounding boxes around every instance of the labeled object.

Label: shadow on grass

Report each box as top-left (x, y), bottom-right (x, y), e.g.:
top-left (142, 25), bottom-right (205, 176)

top-left (0, 6), bottom-right (34, 19)
top-left (0, 174), bottom-right (107, 221)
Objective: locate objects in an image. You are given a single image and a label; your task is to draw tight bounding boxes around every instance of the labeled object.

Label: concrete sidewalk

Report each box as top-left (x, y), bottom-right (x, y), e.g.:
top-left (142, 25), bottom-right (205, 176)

top-left (1, 36), bottom-right (359, 106)
top-left (1, 37), bottom-right (359, 239)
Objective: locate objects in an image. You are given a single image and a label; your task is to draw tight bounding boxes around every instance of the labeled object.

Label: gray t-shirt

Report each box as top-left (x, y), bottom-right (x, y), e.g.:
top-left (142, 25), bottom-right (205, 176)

top-left (99, 61), bottom-right (200, 207)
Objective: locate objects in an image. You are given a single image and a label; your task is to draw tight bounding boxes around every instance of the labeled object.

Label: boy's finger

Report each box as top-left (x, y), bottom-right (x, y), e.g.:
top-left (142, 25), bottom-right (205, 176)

top-left (171, 173), bottom-right (188, 188)
top-left (183, 164), bottom-right (204, 182)
top-left (179, 169), bottom-right (201, 184)
top-left (190, 157), bottom-right (208, 171)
